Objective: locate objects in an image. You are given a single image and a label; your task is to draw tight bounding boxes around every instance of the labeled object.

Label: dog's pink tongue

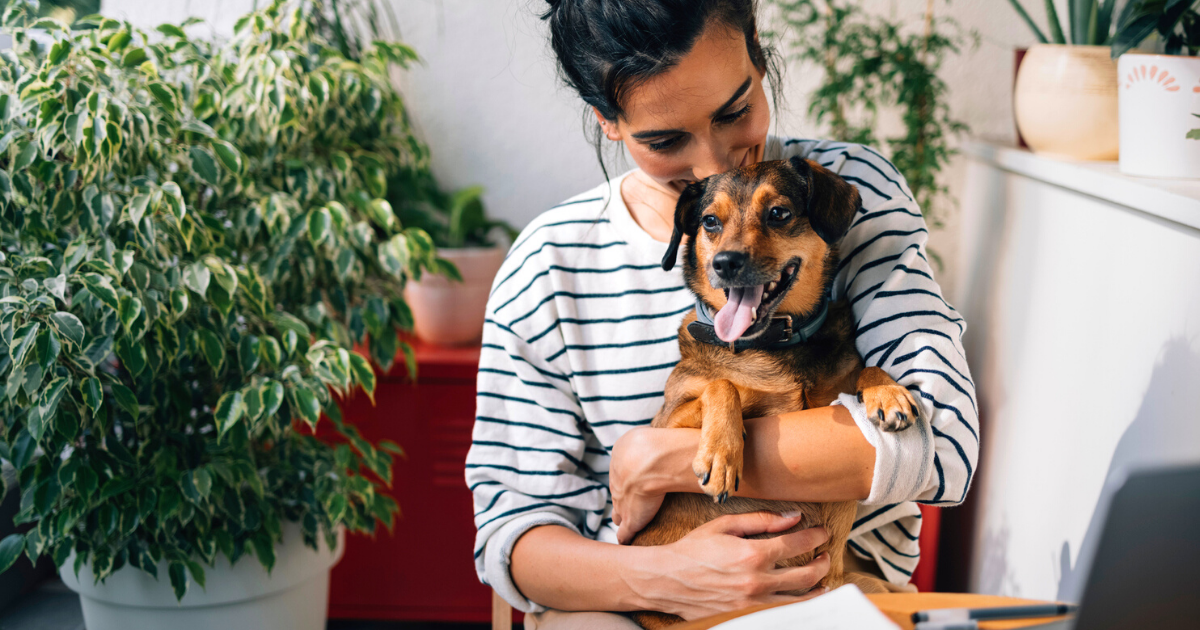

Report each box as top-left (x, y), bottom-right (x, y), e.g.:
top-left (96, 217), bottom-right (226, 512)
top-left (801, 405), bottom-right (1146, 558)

top-left (714, 285), bottom-right (764, 343)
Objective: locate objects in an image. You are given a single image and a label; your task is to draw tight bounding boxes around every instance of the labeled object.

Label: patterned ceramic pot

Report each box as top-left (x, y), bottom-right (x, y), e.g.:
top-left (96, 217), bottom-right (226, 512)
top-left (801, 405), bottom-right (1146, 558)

top-left (1014, 44), bottom-right (1119, 161)
top-left (1118, 53), bottom-right (1200, 179)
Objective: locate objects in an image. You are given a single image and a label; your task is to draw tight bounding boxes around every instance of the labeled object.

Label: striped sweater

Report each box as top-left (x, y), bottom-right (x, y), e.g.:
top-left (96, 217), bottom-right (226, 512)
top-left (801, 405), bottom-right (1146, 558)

top-left (467, 137), bottom-right (978, 612)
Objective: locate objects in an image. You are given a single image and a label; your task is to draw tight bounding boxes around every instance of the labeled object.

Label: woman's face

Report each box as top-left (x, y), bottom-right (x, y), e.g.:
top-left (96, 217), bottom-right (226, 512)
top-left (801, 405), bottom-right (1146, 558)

top-left (598, 24), bottom-right (772, 195)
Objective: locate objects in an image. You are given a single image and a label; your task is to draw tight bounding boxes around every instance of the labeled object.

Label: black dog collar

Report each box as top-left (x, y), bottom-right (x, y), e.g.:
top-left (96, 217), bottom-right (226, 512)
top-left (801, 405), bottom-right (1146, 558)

top-left (688, 291), bottom-right (831, 353)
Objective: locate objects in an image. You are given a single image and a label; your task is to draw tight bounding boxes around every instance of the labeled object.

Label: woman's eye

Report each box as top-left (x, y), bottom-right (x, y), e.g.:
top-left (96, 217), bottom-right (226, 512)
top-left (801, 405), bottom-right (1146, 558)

top-left (648, 135), bottom-right (683, 152)
top-left (715, 103), bottom-right (752, 125)
top-left (768, 206), bottom-right (791, 222)
top-left (702, 215), bottom-right (720, 230)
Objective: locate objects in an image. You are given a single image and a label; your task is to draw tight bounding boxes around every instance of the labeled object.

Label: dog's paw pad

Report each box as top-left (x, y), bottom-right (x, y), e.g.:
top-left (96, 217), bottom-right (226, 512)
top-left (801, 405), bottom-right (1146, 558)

top-left (693, 437), bottom-right (743, 502)
top-left (858, 384), bottom-right (918, 432)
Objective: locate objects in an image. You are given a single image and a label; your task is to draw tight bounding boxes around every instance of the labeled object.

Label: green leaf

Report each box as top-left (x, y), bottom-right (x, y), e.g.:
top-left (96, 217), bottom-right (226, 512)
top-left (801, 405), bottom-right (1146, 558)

top-left (261, 380), bottom-right (284, 418)
top-left (156, 24), bottom-right (187, 38)
top-left (349, 352), bottom-right (376, 402)
top-left (80, 377), bottom-right (103, 416)
top-left (1188, 129), bottom-right (1200, 141)
top-left (168, 562), bottom-right (188, 600)
top-left (65, 113), bottom-right (86, 146)
top-left (161, 181), bottom-right (186, 220)
top-left (43, 274), bottom-right (66, 302)
top-left (189, 146), bottom-right (221, 186)
top-left (110, 383), bottom-right (139, 420)
top-left (198, 329), bottom-right (224, 373)
top-left (191, 468), bottom-right (212, 499)
top-left (214, 391), bottom-right (245, 439)
top-left (127, 193), bottom-right (151, 227)
top-left (148, 82), bottom-right (178, 111)
top-left (212, 140), bottom-right (243, 174)
top-left (119, 295), bottom-right (143, 336)
top-left (250, 532), bottom-right (276, 573)
top-left (239, 335), bottom-right (261, 375)
top-left (365, 198), bottom-right (395, 230)
top-left (121, 47), bottom-right (148, 68)
top-left (183, 262), bottom-right (210, 297)
top-left (290, 386), bottom-right (320, 430)
top-left (326, 493), bottom-right (347, 523)
top-left (81, 274), bottom-right (119, 311)
top-left (265, 312), bottom-right (310, 338)
top-left (307, 207), bottom-right (332, 245)
top-left (12, 141), bottom-right (37, 170)
top-left (9, 323), bottom-right (39, 368)
top-left (47, 39), bottom-right (71, 66)
top-left (49, 312), bottom-right (84, 348)
top-left (0, 534), bottom-right (24, 574)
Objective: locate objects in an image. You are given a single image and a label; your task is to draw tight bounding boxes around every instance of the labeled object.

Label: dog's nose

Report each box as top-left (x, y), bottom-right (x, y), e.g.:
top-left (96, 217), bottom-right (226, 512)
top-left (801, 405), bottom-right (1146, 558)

top-left (712, 251), bottom-right (748, 280)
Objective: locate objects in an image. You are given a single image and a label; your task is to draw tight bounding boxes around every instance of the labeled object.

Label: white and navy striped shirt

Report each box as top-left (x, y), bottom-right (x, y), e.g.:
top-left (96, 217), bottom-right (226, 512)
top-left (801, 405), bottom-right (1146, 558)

top-left (467, 137), bottom-right (978, 612)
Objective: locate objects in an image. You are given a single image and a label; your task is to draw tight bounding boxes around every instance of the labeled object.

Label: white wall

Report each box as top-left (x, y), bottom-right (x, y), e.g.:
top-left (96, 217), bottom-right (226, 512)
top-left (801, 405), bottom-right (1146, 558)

top-left (956, 147), bottom-right (1200, 601)
top-left (101, 0), bottom-right (1044, 302)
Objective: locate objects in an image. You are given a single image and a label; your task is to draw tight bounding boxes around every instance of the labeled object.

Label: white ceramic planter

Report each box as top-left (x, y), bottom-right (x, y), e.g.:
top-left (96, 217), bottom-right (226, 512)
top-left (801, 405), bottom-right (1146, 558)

top-left (404, 246), bottom-right (506, 346)
top-left (1014, 44), bottom-right (1119, 161)
top-left (1118, 53), bottom-right (1200, 179)
top-left (60, 525), bottom-right (343, 630)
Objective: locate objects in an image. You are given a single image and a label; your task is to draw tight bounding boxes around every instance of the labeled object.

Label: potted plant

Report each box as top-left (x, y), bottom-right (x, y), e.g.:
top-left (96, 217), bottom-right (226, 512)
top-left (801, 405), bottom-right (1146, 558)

top-left (1111, 0), bottom-right (1200, 178)
top-left (0, 1), bottom-right (439, 628)
top-left (392, 167), bottom-right (517, 346)
top-left (1007, 0), bottom-right (1121, 160)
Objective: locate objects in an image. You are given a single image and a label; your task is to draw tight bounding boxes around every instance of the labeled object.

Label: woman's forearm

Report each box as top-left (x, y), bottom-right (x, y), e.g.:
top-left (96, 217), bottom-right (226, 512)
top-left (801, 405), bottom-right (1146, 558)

top-left (645, 405), bottom-right (875, 502)
top-left (510, 524), bottom-right (657, 612)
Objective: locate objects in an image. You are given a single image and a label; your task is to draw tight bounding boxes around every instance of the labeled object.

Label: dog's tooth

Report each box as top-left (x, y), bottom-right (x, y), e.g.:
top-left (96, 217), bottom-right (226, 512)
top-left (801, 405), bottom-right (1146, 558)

top-left (768, 281), bottom-right (777, 292)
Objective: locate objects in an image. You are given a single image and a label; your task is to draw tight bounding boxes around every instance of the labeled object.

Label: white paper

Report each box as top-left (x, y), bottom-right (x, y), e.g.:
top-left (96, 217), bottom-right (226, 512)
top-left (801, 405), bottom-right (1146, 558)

top-left (712, 584), bottom-right (901, 630)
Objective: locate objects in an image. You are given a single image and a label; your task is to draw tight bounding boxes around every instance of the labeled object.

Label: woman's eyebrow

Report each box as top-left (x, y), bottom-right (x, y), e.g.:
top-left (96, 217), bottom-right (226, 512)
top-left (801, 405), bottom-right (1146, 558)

top-left (710, 77), bottom-right (752, 118)
top-left (629, 77), bottom-right (753, 140)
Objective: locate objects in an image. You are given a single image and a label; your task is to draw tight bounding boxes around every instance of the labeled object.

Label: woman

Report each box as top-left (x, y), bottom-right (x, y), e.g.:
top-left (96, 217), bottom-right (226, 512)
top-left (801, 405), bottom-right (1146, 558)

top-left (465, 0), bottom-right (977, 627)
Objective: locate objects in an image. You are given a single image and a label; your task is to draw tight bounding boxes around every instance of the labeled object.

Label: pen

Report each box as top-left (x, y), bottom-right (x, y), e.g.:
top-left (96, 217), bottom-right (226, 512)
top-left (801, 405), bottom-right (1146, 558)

top-left (913, 621), bottom-right (978, 630)
top-left (912, 603), bottom-right (1079, 623)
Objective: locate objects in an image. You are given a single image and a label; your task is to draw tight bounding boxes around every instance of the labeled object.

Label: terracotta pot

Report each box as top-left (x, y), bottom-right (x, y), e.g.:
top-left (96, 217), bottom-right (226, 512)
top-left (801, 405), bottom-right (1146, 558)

top-left (404, 246), bottom-right (506, 346)
top-left (1014, 44), bottom-right (1119, 160)
top-left (1118, 53), bottom-right (1200, 179)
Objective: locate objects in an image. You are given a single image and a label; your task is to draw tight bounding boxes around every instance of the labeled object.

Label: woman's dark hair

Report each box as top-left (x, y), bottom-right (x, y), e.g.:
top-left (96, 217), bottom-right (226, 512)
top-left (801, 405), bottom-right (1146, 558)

top-left (541, 0), bottom-right (783, 176)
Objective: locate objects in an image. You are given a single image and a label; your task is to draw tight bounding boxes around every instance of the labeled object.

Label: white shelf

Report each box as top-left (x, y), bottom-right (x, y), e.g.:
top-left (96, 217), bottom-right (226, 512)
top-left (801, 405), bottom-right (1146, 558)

top-left (964, 141), bottom-right (1200, 231)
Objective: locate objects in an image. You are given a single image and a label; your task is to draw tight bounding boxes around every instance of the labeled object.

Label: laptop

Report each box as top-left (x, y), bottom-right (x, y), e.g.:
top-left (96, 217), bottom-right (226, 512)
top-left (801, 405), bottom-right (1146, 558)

top-left (1027, 464), bottom-right (1200, 630)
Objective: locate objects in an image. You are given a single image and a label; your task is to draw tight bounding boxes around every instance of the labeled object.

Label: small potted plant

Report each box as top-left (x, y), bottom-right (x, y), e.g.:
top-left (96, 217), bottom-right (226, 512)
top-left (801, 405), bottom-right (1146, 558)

top-left (1111, 0), bottom-right (1200, 178)
top-left (392, 167), bottom-right (517, 346)
top-left (1007, 0), bottom-right (1121, 160)
top-left (0, 2), bottom-right (437, 628)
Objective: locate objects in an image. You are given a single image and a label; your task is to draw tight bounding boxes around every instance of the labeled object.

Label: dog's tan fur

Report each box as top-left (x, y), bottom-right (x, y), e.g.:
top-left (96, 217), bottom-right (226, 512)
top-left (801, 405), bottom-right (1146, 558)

top-left (629, 158), bottom-right (917, 629)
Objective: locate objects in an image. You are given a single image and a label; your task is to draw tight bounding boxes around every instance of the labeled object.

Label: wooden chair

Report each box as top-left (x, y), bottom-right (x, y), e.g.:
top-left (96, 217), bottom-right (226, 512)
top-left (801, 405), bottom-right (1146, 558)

top-left (493, 590), bottom-right (513, 630)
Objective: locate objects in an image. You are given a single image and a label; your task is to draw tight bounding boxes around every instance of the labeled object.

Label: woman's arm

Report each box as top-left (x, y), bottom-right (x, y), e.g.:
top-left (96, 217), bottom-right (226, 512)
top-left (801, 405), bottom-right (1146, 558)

top-left (610, 406), bottom-right (875, 543)
top-left (511, 514), bottom-right (832, 620)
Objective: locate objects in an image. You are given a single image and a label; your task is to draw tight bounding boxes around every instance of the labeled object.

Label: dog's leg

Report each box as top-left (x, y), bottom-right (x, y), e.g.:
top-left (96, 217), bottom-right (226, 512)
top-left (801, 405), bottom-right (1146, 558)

top-left (855, 366), bottom-right (918, 432)
top-left (690, 379), bottom-right (743, 503)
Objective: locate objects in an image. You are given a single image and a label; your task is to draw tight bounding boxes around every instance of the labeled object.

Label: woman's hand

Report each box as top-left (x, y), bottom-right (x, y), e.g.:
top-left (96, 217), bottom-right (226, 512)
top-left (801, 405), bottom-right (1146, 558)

top-left (610, 427), bottom-right (699, 544)
top-left (623, 512), bottom-right (832, 620)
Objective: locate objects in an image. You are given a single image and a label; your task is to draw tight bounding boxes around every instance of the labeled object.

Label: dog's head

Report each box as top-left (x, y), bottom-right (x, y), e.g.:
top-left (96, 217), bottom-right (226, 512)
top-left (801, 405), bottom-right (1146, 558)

top-left (662, 156), bottom-right (861, 343)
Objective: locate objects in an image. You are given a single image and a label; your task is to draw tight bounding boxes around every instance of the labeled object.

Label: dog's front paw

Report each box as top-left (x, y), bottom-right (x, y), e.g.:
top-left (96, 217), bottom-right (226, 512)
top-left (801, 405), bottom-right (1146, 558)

top-left (692, 430), bottom-right (743, 504)
top-left (857, 384), bottom-right (918, 432)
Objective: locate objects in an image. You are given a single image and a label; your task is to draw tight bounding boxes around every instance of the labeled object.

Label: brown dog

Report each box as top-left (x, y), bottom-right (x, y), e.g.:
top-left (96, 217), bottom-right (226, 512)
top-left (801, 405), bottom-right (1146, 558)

top-left (628, 157), bottom-right (917, 629)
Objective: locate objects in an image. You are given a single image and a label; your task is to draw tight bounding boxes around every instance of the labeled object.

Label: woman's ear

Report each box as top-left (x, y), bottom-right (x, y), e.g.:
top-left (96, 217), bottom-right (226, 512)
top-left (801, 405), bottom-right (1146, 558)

top-left (662, 180), bottom-right (707, 271)
top-left (592, 107), bottom-right (622, 141)
top-left (787, 156), bottom-right (861, 244)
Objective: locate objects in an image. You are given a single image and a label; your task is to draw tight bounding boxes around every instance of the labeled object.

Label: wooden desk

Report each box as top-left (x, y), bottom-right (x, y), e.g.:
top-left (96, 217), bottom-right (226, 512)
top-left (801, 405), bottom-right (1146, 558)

top-left (674, 593), bottom-right (1071, 630)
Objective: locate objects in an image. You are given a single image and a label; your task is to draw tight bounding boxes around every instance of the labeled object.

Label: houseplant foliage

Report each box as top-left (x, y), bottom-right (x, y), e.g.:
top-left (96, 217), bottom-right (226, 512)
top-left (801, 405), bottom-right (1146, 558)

top-left (765, 0), bottom-right (974, 239)
top-left (0, 0), bottom-right (440, 599)
top-left (1111, 0), bottom-right (1199, 57)
top-left (1005, 0), bottom-right (1119, 46)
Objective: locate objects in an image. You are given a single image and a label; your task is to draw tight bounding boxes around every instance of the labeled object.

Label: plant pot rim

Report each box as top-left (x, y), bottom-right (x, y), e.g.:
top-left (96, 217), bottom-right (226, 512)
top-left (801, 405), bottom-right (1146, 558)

top-left (1026, 43), bottom-right (1113, 51)
top-left (1117, 52), bottom-right (1200, 60)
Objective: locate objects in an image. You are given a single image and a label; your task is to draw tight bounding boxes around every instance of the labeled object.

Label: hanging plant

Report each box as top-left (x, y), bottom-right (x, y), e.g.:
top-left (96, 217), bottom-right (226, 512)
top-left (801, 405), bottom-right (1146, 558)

top-left (765, 0), bottom-right (976, 249)
top-left (0, 0), bottom-right (441, 598)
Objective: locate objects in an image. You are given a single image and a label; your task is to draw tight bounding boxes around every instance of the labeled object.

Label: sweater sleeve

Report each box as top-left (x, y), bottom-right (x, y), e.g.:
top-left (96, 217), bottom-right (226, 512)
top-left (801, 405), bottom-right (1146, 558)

top-left (466, 250), bottom-right (612, 612)
top-left (819, 143), bottom-right (979, 508)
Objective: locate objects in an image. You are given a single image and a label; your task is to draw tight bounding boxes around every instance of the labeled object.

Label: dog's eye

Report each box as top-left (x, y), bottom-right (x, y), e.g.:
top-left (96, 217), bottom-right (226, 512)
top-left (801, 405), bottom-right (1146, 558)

top-left (767, 206), bottom-right (792, 223)
top-left (701, 215), bottom-right (721, 231)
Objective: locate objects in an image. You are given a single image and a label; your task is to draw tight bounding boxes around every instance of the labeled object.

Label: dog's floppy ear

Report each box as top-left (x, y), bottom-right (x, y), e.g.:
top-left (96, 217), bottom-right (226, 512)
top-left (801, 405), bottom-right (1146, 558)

top-left (661, 179), bottom-right (707, 271)
top-left (788, 155), bottom-right (861, 244)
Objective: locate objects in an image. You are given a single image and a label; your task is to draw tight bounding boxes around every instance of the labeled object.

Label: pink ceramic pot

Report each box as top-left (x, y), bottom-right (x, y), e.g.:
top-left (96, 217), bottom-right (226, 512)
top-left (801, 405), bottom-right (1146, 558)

top-left (404, 246), bottom-right (506, 346)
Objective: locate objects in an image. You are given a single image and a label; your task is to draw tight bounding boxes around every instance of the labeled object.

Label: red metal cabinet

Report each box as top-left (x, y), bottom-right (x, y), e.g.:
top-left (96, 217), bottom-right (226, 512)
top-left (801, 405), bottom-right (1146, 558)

top-left (329, 339), bottom-right (506, 623)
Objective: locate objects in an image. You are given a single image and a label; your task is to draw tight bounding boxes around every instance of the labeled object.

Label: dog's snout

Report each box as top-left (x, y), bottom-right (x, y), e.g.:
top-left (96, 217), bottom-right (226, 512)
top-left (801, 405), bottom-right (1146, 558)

top-left (712, 251), bottom-right (748, 280)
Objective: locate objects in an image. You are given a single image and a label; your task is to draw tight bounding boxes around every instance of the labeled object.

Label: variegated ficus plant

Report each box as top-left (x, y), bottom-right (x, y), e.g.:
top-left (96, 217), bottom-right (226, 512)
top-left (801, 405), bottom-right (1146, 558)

top-left (0, 0), bottom-right (447, 598)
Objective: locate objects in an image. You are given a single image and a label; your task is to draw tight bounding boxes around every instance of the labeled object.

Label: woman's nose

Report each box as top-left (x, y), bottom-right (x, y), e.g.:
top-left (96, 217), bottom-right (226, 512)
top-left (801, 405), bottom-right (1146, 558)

top-left (691, 142), bottom-right (737, 180)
